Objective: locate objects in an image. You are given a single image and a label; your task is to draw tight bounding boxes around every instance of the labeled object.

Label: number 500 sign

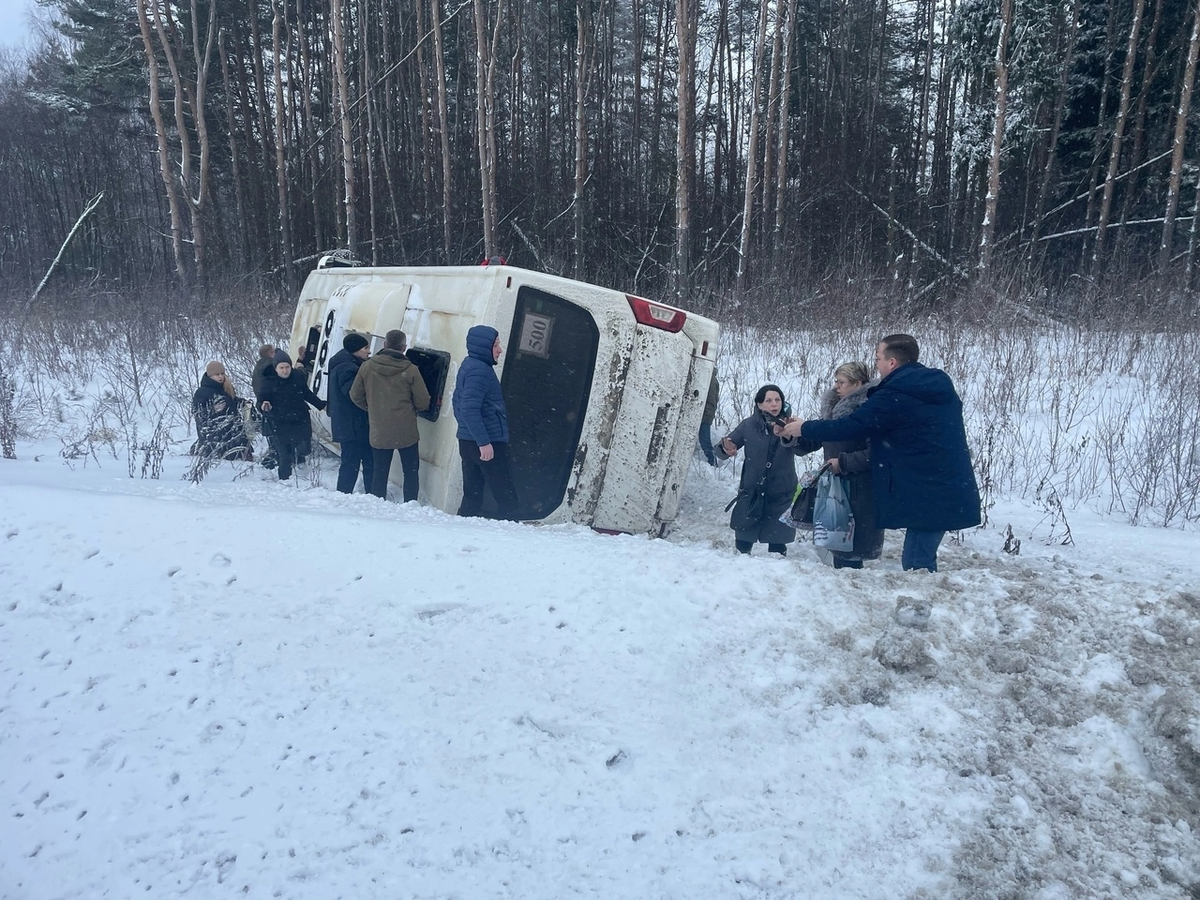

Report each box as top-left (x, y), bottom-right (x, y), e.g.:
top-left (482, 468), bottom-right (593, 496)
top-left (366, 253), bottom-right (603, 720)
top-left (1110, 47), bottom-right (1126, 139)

top-left (518, 312), bottom-right (554, 359)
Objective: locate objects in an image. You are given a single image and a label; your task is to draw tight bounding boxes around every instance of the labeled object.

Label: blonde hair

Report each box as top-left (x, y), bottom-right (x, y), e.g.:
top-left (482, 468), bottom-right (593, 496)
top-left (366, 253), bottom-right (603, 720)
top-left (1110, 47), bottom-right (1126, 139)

top-left (834, 361), bottom-right (871, 386)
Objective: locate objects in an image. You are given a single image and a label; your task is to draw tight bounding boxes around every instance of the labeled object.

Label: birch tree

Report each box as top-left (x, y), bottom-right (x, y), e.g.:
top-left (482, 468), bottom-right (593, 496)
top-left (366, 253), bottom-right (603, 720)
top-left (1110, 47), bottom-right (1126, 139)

top-left (331, 0), bottom-right (357, 256)
top-left (979, 0), bottom-right (1013, 273)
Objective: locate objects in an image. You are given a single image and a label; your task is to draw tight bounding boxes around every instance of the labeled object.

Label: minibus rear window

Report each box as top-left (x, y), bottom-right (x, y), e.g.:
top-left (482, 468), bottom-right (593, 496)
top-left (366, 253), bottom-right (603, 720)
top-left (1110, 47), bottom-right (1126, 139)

top-left (499, 287), bottom-right (599, 520)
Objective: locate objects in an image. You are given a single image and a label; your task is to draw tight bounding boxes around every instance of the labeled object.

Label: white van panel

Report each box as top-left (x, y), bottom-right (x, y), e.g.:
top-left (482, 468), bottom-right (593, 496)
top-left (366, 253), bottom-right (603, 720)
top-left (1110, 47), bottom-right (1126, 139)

top-left (290, 265), bottom-right (717, 535)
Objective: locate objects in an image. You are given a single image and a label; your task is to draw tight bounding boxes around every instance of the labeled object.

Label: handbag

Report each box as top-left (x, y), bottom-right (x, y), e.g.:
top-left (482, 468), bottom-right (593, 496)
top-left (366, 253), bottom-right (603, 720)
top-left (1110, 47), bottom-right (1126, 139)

top-left (811, 469), bottom-right (856, 552)
top-left (725, 438), bottom-right (780, 532)
top-left (780, 462), bottom-right (830, 529)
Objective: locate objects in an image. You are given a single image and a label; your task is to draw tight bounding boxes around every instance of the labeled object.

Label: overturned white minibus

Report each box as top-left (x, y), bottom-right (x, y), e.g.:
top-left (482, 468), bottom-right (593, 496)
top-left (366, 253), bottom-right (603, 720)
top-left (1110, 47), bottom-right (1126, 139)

top-left (290, 262), bottom-right (719, 535)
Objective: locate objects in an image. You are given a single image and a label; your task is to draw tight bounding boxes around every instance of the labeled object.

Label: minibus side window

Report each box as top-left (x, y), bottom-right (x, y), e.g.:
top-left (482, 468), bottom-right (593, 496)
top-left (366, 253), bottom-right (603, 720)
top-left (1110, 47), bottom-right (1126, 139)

top-left (405, 347), bottom-right (451, 423)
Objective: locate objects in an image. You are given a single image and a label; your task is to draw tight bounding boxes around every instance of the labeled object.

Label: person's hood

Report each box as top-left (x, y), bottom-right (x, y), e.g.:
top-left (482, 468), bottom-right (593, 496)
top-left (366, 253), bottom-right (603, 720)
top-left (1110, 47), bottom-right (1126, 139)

top-left (465, 325), bottom-right (499, 366)
top-left (874, 362), bottom-right (958, 405)
top-left (365, 348), bottom-right (415, 377)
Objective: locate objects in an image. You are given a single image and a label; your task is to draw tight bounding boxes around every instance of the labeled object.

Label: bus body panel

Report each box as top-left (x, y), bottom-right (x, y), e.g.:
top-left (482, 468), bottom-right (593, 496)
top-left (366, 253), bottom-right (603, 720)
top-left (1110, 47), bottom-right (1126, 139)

top-left (289, 265), bottom-right (717, 534)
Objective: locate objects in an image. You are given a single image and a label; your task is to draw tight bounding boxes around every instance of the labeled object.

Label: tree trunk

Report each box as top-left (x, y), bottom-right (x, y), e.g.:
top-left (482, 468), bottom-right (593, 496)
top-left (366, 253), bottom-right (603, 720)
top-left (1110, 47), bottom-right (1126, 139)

top-left (473, 0), bottom-right (504, 258)
top-left (674, 0), bottom-right (698, 302)
top-left (432, 0), bottom-right (455, 262)
top-left (773, 0), bottom-right (796, 238)
top-left (1028, 0), bottom-right (1080, 248)
top-left (735, 0), bottom-right (771, 294)
top-left (978, 0), bottom-right (1012, 273)
top-left (332, 0), bottom-right (357, 256)
top-left (271, 0), bottom-right (295, 288)
top-left (135, 0), bottom-right (187, 284)
top-left (1093, 0), bottom-right (1146, 270)
top-left (573, 0), bottom-right (596, 276)
top-left (1161, 0), bottom-right (1200, 273)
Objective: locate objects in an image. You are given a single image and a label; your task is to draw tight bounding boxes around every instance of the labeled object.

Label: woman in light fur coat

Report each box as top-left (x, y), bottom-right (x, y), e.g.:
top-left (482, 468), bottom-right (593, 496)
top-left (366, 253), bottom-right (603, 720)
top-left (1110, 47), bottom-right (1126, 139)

top-left (786, 361), bottom-right (884, 568)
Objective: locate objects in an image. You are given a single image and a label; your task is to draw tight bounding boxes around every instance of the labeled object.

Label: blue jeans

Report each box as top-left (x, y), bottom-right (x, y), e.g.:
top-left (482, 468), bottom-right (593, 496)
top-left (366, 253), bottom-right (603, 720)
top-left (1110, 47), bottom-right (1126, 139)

top-left (902, 529), bottom-right (945, 572)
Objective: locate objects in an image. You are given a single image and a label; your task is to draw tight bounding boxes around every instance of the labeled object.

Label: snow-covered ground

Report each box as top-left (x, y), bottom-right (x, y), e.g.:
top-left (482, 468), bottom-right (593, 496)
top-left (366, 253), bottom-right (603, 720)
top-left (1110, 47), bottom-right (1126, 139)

top-left (2, 444), bottom-right (1199, 899)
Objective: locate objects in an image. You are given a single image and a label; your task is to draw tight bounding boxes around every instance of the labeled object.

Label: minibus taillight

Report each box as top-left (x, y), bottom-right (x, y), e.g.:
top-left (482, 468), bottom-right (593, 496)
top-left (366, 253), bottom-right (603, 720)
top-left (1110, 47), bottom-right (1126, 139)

top-left (626, 295), bottom-right (687, 333)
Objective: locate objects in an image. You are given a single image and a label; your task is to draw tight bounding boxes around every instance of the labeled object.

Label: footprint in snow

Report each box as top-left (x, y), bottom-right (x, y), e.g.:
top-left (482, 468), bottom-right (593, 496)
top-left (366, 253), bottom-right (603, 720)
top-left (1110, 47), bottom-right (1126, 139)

top-left (211, 553), bottom-right (231, 567)
top-left (166, 566), bottom-right (181, 577)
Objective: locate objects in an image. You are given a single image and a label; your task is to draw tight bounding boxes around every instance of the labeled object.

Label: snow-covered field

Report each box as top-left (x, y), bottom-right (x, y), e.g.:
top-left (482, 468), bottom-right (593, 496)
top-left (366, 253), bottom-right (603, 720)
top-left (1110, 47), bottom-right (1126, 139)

top-left (3, 442), bottom-right (1199, 899)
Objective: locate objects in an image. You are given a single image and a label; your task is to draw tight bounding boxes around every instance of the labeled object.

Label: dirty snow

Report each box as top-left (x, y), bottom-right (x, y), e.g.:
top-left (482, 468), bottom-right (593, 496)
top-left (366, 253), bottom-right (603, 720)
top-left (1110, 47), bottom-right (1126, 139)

top-left (2, 445), bottom-right (1199, 899)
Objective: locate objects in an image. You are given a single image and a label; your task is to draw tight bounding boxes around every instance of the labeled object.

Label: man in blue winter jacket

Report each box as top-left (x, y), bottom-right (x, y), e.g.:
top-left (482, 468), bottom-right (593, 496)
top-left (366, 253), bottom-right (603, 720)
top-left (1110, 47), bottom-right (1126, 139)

top-left (778, 333), bottom-right (981, 572)
top-left (452, 324), bottom-right (519, 520)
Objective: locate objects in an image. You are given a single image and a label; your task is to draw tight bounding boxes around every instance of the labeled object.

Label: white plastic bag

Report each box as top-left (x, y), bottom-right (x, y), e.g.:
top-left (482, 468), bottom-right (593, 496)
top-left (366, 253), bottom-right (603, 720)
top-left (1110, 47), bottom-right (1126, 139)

top-left (811, 470), bottom-right (855, 553)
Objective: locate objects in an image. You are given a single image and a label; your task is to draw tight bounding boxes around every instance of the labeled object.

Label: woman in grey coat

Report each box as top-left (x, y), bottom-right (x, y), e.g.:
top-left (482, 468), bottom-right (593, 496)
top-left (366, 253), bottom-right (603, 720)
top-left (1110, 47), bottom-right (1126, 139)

top-left (715, 384), bottom-right (805, 555)
top-left (784, 362), bottom-right (885, 568)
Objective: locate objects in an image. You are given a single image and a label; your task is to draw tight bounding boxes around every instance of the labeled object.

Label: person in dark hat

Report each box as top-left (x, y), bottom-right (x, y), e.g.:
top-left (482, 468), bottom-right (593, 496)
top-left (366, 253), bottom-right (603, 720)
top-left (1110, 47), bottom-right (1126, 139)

top-left (257, 349), bottom-right (326, 481)
top-left (327, 332), bottom-right (374, 493)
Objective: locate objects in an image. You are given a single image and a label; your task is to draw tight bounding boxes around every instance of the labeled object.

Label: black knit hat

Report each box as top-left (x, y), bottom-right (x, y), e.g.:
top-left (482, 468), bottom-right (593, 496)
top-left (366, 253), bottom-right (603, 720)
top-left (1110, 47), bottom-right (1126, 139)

top-left (273, 349), bottom-right (293, 366)
top-left (343, 333), bottom-right (369, 353)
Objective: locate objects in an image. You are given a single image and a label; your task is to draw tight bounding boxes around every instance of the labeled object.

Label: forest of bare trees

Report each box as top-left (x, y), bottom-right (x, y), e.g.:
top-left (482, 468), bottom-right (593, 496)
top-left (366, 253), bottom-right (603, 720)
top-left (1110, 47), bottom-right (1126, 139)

top-left (3, 0), bottom-right (1200, 317)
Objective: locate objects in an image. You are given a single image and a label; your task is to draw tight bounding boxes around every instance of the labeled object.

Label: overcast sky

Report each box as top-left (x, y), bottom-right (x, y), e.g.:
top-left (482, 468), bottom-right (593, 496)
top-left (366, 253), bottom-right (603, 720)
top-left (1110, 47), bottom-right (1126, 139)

top-left (0, 0), bottom-right (35, 50)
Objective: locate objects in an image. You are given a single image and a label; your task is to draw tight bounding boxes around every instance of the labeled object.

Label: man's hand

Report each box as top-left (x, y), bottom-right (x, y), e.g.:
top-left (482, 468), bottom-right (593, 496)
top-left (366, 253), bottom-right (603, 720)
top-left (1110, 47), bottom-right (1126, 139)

top-left (479, 443), bottom-right (494, 461)
top-left (775, 419), bottom-right (803, 438)
top-left (827, 456), bottom-right (841, 474)
top-left (720, 437), bottom-right (737, 457)
top-left (260, 401), bottom-right (272, 413)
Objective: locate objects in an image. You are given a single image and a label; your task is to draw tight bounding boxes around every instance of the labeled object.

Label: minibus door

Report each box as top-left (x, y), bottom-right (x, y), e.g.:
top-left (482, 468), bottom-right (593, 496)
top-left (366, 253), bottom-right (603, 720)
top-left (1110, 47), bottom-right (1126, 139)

top-left (497, 287), bottom-right (599, 520)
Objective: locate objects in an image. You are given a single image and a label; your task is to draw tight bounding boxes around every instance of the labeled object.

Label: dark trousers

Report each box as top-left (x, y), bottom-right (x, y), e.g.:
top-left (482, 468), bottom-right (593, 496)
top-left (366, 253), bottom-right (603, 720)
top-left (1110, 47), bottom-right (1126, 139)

top-left (276, 434), bottom-right (303, 480)
top-left (336, 439), bottom-right (374, 494)
top-left (902, 529), bottom-right (945, 572)
top-left (371, 444), bottom-right (420, 501)
top-left (457, 439), bottom-right (519, 520)
top-left (833, 555), bottom-right (863, 569)
top-left (699, 423), bottom-right (717, 465)
top-left (736, 539), bottom-right (787, 555)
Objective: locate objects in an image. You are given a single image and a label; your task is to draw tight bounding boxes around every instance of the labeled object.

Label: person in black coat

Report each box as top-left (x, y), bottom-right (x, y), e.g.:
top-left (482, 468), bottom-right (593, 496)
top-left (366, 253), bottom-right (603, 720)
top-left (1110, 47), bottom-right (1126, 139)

top-left (327, 333), bottom-right (375, 494)
top-left (256, 350), bottom-right (326, 481)
top-left (784, 361), bottom-right (884, 569)
top-left (715, 383), bottom-right (805, 556)
top-left (779, 334), bottom-right (981, 572)
top-left (191, 361), bottom-right (251, 462)
top-left (252, 344), bottom-right (279, 469)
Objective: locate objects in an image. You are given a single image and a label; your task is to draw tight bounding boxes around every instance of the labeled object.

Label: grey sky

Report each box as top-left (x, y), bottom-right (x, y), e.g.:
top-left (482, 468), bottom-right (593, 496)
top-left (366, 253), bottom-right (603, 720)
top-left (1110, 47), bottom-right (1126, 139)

top-left (0, 0), bottom-right (37, 50)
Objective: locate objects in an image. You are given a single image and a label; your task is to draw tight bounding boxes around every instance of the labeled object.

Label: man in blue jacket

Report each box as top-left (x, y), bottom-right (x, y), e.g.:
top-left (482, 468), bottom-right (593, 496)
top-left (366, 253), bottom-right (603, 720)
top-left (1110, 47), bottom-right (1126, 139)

top-left (326, 333), bottom-right (374, 494)
top-left (779, 333), bottom-right (980, 572)
top-left (452, 325), bottom-right (519, 520)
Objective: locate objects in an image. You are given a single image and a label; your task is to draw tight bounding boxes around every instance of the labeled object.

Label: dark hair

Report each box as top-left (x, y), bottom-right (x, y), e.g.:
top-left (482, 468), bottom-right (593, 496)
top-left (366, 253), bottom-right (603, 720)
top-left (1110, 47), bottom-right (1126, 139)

top-left (385, 329), bottom-right (407, 351)
top-left (754, 383), bottom-right (785, 407)
top-left (878, 333), bottom-right (920, 366)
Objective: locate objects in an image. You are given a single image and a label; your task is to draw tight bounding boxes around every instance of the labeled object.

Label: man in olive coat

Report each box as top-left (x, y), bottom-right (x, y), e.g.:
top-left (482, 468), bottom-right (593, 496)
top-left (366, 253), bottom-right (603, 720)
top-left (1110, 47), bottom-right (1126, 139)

top-left (350, 329), bottom-right (431, 501)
